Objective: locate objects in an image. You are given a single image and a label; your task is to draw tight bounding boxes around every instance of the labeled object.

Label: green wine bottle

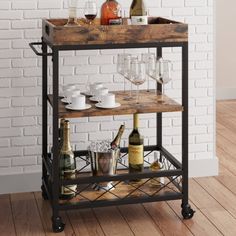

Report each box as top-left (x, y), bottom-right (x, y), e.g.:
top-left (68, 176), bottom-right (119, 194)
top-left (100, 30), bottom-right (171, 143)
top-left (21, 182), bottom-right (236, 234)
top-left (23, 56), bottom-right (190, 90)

top-left (128, 114), bottom-right (144, 173)
top-left (59, 120), bottom-right (77, 200)
top-left (130, 0), bottom-right (148, 25)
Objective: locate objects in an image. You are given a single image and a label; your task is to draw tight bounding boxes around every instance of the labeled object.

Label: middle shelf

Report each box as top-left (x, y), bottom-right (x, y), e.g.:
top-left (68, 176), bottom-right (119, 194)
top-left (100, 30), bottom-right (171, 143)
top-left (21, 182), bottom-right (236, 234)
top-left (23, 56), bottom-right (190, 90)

top-left (47, 90), bottom-right (183, 118)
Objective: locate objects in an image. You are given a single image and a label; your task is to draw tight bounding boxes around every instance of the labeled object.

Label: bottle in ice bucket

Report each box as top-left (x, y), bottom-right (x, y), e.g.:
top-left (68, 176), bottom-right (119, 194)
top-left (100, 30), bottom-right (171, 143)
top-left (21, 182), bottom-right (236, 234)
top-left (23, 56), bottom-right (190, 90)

top-left (110, 125), bottom-right (125, 150)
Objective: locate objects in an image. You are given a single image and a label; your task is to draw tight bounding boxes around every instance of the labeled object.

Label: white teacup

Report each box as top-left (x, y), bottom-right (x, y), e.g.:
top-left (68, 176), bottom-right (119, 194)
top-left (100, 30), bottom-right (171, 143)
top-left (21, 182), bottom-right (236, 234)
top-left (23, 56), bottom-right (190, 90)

top-left (64, 89), bottom-right (80, 103)
top-left (62, 84), bottom-right (76, 94)
top-left (94, 87), bottom-right (109, 100)
top-left (71, 94), bottom-right (86, 109)
top-left (89, 82), bottom-right (103, 95)
top-left (100, 93), bottom-right (116, 107)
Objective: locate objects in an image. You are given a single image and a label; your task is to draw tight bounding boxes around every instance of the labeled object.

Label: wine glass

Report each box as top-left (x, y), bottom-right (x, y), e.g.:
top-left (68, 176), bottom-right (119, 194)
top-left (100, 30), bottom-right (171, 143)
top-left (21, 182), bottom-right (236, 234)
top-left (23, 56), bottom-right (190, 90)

top-left (147, 58), bottom-right (172, 101)
top-left (129, 61), bottom-right (146, 104)
top-left (124, 56), bottom-right (138, 100)
top-left (65, 0), bottom-right (79, 26)
top-left (141, 53), bottom-right (155, 92)
top-left (84, 0), bottom-right (97, 25)
top-left (117, 53), bottom-right (131, 92)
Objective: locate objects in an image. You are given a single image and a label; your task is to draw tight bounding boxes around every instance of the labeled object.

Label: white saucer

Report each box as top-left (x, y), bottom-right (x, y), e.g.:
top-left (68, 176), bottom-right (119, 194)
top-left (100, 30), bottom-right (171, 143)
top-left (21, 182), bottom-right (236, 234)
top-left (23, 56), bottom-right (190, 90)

top-left (61, 98), bottom-right (69, 103)
top-left (95, 103), bottom-right (121, 109)
top-left (89, 96), bottom-right (99, 102)
top-left (66, 104), bottom-right (92, 111)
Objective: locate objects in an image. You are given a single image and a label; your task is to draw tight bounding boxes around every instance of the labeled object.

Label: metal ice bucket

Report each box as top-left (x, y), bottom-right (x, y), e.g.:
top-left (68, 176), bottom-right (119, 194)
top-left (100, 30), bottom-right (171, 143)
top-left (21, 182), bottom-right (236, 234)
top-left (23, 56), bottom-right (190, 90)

top-left (89, 148), bottom-right (120, 177)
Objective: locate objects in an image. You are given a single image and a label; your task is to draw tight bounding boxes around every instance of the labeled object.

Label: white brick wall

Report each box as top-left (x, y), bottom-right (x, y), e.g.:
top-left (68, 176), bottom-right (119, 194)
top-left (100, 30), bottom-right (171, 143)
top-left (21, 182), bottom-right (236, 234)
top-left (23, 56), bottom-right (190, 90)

top-left (0, 0), bottom-right (215, 176)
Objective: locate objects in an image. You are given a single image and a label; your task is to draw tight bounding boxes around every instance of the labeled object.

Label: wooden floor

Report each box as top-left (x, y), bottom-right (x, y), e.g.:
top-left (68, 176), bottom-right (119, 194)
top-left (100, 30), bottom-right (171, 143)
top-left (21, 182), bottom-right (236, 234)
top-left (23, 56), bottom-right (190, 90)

top-left (1, 100), bottom-right (236, 236)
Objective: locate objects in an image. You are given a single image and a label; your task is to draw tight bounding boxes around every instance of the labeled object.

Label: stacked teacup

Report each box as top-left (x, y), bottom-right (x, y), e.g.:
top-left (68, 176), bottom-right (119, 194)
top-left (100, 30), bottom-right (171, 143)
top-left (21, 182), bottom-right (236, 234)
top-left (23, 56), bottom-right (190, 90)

top-left (87, 83), bottom-right (120, 109)
top-left (62, 84), bottom-right (91, 110)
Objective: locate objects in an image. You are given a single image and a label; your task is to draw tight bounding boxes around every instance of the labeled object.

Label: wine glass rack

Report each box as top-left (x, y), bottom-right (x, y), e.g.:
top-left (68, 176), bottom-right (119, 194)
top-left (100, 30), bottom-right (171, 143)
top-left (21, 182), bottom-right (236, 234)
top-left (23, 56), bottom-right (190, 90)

top-left (30, 17), bottom-right (195, 233)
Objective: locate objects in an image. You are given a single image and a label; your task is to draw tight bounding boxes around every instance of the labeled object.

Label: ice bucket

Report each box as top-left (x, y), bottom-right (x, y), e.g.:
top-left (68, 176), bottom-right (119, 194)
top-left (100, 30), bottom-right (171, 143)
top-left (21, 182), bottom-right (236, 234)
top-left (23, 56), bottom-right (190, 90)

top-left (89, 148), bottom-right (120, 177)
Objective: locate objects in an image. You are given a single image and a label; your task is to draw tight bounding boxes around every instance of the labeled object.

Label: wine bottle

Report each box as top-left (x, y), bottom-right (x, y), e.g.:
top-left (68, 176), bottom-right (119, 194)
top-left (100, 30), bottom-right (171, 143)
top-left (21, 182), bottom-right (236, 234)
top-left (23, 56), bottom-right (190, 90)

top-left (149, 152), bottom-right (164, 187)
top-left (130, 0), bottom-right (148, 25)
top-left (110, 125), bottom-right (125, 149)
top-left (101, 0), bottom-right (122, 25)
top-left (128, 114), bottom-right (144, 173)
top-left (59, 120), bottom-right (77, 200)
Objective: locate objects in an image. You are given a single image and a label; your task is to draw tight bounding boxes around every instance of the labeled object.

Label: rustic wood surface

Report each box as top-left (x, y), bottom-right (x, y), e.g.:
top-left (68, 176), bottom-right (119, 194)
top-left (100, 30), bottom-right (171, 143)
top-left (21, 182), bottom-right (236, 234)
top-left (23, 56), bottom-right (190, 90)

top-left (42, 17), bottom-right (188, 46)
top-left (1, 100), bottom-right (236, 235)
top-left (59, 178), bottom-right (178, 204)
top-left (48, 90), bottom-right (183, 118)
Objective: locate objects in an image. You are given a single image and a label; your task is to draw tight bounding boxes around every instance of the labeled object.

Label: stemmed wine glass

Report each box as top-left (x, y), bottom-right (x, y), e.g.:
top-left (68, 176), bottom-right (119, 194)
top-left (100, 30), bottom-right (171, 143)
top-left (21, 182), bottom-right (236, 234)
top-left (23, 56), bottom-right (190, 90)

top-left (84, 0), bottom-right (97, 25)
top-left (147, 57), bottom-right (172, 101)
top-left (117, 53), bottom-right (131, 92)
top-left (117, 54), bottom-right (138, 100)
top-left (129, 61), bottom-right (146, 104)
top-left (124, 56), bottom-right (139, 100)
top-left (65, 0), bottom-right (80, 26)
top-left (141, 53), bottom-right (155, 92)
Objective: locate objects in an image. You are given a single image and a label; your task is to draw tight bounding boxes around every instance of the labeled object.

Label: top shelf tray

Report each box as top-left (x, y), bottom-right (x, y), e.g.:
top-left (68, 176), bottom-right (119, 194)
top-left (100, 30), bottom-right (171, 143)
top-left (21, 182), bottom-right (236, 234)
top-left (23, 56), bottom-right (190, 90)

top-left (42, 17), bottom-right (188, 47)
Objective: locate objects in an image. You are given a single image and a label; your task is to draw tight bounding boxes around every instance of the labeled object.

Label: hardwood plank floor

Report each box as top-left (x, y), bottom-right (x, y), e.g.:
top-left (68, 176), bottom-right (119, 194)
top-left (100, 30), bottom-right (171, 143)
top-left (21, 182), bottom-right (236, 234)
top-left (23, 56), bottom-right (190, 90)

top-left (1, 100), bottom-right (236, 236)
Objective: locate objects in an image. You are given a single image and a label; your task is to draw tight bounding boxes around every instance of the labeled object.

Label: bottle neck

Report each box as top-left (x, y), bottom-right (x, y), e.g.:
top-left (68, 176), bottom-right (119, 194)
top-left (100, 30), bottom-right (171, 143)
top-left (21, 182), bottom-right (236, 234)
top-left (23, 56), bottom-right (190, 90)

top-left (133, 114), bottom-right (139, 130)
top-left (59, 118), bottom-right (65, 140)
top-left (111, 125), bottom-right (125, 148)
top-left (62, 122), bottom-right (72, 151)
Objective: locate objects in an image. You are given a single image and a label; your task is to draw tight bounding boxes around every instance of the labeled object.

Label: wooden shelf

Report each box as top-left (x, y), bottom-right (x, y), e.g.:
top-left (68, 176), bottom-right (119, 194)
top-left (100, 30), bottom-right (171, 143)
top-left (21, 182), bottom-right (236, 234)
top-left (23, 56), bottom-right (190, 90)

top-left (42, 17), bottom-right (188, 46)
top-left (59, 177), bottom-right (180, 205)
top-left (47, 90), bottom-right (183, 118)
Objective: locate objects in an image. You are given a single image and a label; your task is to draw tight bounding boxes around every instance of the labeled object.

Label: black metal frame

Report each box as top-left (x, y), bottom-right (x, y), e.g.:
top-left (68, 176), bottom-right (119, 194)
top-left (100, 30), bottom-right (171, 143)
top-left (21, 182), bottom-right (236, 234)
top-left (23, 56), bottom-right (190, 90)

top-left (31, 37), bottom-right (194, 233)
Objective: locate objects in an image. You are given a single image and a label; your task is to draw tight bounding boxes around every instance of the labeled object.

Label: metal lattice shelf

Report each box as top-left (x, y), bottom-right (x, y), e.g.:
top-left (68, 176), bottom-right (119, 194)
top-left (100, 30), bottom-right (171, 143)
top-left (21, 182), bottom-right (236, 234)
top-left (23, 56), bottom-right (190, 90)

top-left (43, 149), bottom-right (183, 210)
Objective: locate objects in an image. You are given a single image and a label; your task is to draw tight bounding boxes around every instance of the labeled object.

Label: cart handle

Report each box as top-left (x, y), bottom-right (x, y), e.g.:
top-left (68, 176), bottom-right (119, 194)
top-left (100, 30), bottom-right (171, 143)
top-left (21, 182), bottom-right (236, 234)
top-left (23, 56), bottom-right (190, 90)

top-left (29, 42), bottom-right (52, 56)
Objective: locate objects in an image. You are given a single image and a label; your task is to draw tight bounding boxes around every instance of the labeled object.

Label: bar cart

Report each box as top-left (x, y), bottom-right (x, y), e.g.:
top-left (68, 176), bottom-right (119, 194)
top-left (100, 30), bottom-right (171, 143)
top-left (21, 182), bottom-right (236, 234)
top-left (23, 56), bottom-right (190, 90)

top-left (30, 17), bottom-right (195, 232)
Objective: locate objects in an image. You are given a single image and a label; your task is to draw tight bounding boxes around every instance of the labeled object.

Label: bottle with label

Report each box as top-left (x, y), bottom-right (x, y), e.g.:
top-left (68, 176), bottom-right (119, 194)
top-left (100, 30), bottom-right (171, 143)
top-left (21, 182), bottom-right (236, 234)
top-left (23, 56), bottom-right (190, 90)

top-left (128, 114), bottom-right (144, 173)
top-left (59, 120), bottom-right (77, 200)
top-left (149, 152), bottom-right (164, 187)
top-left (101, 0), bottom-right (122, 25)
top-left (130, 0), bottom-right (148, 25)
top-left (110, 125), bottom-right (125, 149)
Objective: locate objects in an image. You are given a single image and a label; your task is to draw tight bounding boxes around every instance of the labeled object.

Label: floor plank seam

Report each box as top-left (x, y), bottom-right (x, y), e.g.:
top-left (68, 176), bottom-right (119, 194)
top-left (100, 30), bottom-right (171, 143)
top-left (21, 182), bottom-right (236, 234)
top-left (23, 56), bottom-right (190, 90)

top-left (91, 208), bottom-right (108, 236)
top-left (193, 178), bottom-right (236, 221)
top-left (116, 206), bottom-right (136, 236)
top-left (9, 194), bottom-right (20, 236)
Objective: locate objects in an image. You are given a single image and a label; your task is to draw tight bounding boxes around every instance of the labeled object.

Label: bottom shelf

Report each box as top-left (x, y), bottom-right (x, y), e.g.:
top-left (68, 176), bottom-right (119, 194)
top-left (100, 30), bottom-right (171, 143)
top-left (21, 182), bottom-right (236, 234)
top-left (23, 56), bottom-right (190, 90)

top-left (58, 176), bottom-right (182, 210)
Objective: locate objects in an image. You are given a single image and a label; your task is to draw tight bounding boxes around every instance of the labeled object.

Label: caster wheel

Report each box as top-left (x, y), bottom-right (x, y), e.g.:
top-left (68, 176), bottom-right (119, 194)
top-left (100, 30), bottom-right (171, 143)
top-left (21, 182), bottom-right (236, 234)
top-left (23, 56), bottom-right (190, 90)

top-left (52, 217), bottom-right (65, 233)
top-left (182, 204), bottom-right (195, 219)
top-left (41, 185), bottom-right (48, 200)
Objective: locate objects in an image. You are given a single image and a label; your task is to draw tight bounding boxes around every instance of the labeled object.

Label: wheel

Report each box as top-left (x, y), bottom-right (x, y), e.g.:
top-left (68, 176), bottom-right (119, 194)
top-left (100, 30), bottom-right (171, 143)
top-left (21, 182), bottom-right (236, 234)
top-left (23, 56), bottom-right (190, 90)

top-left (41, 185), bottom-right (49, 200)
top-left (52, 217), bottom-right (65, 233)
top-left (181, 204), bottom-right (195, 219)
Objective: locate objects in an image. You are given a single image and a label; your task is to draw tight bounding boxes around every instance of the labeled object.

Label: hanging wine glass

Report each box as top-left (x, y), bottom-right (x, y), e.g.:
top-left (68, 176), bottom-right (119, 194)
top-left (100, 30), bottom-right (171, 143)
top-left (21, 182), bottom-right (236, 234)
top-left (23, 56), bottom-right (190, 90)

top-left (65, 0), bottom-right (80, 26)
top-left (129, 61), bottom-right (146, 104)
top-left (84, 0), bottom-right (97, 25)
top-left (147, 58), bottom-right (172, 101)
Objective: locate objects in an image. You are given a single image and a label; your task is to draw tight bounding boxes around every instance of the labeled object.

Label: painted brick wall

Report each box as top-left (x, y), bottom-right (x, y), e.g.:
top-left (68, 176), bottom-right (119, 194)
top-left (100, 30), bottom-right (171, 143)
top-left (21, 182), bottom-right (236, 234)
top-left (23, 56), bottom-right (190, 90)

top-left (0, 0), bottom-right (214, 176)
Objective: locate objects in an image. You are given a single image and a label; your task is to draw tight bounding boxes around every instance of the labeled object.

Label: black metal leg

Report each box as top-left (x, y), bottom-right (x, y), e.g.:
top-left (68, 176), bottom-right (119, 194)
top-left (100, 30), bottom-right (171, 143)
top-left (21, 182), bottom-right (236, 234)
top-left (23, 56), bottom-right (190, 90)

top-left (156, 47), bottom-right (162, 156)
top-left (181, 42), bottom-right (195, 219)
top-left (51, 49), bottom-right (65, 232)
top-left (42, 38), bottom-right (49, 200)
